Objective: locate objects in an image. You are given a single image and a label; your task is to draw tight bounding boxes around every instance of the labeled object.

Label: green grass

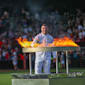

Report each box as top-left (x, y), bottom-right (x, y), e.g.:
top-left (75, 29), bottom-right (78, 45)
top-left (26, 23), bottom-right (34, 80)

top-left (0, 70), bottom-right (28, 85)
top-left (0, 74), bottom-right (11, 85)
top-left (0, 69), bottom-right (85, 85)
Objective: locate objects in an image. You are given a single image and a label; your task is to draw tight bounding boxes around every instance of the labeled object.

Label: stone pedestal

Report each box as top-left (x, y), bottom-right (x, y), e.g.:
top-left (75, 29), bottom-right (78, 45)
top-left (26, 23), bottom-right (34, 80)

top-left (12, 74), bottom-right (85, 85)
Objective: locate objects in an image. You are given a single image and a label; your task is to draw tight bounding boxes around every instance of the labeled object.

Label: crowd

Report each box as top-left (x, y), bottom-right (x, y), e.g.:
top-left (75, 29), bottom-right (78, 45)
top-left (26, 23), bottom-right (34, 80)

top-left (0, 8), bottom-right (85, 70)
top-left (64, 9), bottom-right (85, 42)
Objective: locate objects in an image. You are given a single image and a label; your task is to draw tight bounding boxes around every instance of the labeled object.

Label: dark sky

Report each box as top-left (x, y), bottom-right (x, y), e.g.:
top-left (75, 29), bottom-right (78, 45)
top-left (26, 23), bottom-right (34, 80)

top-left (47, 0), bottom-right (85, 9)
top-left (0, 0), bottom-right (85, 10)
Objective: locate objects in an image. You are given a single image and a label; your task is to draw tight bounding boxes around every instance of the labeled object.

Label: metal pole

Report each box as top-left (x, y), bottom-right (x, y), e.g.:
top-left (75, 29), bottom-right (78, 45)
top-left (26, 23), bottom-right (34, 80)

top-left (66, 51), bottom-right (69, 74)
top-left (29, 53), bottom-right (32, 75)
top-left (56, 51), bottom-right (58, 73)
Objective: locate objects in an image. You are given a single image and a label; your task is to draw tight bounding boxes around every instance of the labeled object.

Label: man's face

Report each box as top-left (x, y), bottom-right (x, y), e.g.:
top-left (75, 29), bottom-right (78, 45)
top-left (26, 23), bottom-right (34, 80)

top-left (41, 25), bottom-right (48, 34)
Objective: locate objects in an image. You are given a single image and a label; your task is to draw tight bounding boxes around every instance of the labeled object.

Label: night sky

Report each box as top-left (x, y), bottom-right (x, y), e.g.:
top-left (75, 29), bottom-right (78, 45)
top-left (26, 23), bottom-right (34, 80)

top-left (0, 0), bottom-right (85, 11)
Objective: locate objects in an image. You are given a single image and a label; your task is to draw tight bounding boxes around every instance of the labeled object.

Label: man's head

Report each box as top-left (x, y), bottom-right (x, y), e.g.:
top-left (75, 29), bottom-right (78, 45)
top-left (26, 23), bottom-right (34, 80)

top-left (41, 24), bottom-right (48, 35)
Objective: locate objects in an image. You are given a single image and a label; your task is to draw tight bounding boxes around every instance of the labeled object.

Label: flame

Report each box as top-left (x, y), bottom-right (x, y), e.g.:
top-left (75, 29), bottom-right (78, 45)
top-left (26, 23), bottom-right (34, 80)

top-left (16, 37), bottom-right (39, 47)
top-left (16, 37), bottom-right (79, 48)
top-left (16, 37), bottom-right (32, 47)
top-left (49, 37), bottom-right (79, 47)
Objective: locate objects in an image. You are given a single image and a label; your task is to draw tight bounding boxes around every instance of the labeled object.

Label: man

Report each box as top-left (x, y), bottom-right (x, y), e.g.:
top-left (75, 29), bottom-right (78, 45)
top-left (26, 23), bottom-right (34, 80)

top-left (31, 24), bottom-right (56, 74)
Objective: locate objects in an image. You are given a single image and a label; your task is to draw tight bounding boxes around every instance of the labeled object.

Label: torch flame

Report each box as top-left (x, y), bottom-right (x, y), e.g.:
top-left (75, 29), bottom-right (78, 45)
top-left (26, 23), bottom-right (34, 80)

top-left (16, 37), bottom-right (32, 47)
top-left (16, 37), bottom-right (79, 48)
top-left (49, 37), bottom-right (79, 47)
top-left (16, 37), bottom-right (39, 47)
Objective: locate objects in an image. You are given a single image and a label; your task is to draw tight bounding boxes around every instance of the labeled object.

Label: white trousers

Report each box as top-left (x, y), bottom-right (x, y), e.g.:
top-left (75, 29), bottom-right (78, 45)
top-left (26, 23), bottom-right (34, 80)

top-left (35, 59), bottom-right (51, 74)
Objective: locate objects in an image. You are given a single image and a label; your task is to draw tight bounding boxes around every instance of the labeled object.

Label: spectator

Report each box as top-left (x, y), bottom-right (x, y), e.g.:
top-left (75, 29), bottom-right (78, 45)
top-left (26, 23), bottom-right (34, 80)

top-left (12, 49), bottom-right (18, 70)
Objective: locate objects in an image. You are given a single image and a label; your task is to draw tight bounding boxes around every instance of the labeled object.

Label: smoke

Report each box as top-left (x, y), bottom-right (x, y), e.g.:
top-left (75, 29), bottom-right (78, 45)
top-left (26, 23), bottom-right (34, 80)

top-left (26, 0), bottom-right (45, 13)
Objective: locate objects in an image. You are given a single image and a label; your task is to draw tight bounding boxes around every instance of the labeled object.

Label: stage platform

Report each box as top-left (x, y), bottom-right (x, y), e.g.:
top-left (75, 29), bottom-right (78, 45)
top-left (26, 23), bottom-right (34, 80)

top-left (12, 73), bottom-right (85, 85)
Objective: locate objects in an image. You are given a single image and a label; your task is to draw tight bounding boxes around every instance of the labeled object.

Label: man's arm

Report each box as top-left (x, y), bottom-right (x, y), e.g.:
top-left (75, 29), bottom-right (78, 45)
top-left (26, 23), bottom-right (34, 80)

top-left (31, 35), bottom-right (39, 47)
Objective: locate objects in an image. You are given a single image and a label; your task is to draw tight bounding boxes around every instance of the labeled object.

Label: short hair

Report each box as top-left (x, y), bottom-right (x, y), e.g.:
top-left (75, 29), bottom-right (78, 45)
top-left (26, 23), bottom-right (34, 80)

top-left (41, 24), bottom-right (48, 27)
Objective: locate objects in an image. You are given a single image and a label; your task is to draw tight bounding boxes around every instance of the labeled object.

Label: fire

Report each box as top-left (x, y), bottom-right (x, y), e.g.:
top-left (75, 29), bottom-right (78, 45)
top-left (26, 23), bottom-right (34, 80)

top-left (16, 37), bottom-right (39, 47)
top-left (49, 37), bottom-right (79, 47)
top-left (16, 37), bottom-right (32, 47)
top-left (16, 37), bottom-right (79, 48)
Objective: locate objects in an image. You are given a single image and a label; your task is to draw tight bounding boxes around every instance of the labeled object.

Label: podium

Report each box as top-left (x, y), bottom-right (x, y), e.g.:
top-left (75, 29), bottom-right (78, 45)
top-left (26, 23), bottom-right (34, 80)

top-left (22, 47), bottom-right (80, 74)
top-left (12, 47), bottom-right (82, 85)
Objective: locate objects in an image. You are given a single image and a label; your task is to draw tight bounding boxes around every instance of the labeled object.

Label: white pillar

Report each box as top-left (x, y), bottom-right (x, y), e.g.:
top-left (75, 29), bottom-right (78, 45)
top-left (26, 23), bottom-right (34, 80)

top-left (56, 51), bottom-right (58, 73)
top-left (66, 51), bottom-right (69, 74)
top-left (29, 53), bottom-right (32, 75)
